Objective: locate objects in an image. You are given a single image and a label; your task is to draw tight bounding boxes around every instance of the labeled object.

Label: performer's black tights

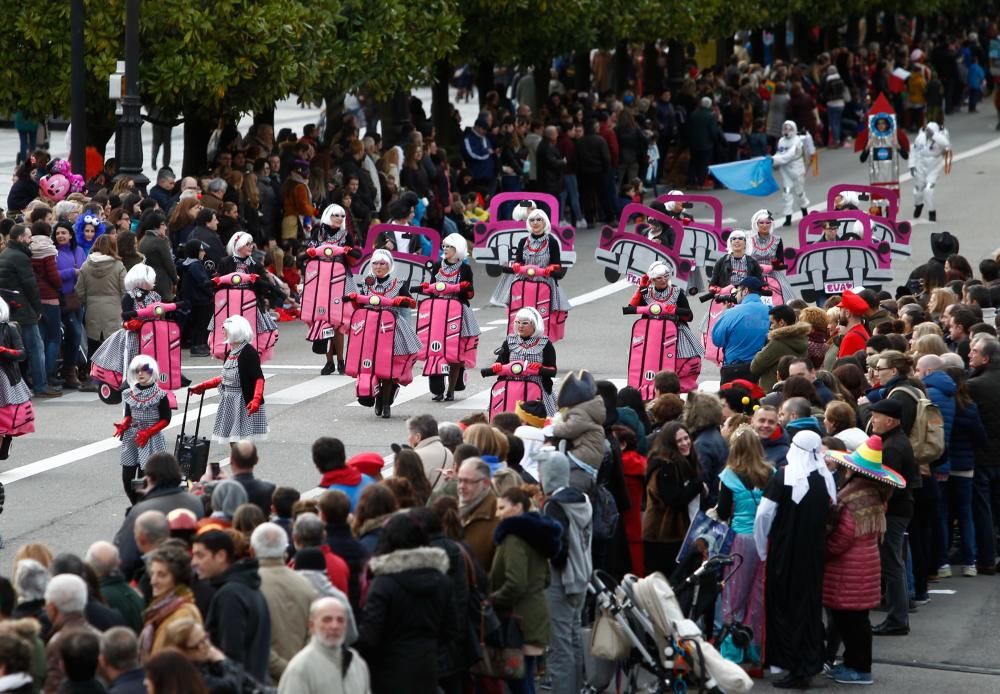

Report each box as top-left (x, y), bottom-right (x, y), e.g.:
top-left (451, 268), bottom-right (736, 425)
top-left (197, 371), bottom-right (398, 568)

top-left (122, 465), bottom-right (143, 506)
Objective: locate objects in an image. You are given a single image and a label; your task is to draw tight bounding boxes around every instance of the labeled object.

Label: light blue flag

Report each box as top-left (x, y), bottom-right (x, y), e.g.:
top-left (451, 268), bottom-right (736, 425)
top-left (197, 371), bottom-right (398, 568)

top-left (709, 156), bottom-right (779, 197)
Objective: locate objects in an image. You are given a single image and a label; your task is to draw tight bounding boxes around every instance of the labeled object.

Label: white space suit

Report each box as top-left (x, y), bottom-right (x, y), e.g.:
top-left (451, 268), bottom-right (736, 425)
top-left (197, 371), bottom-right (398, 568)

top-left (911, 122), bottom-right (951, 219)
top-left (772, 120), bottom-right (810, 222)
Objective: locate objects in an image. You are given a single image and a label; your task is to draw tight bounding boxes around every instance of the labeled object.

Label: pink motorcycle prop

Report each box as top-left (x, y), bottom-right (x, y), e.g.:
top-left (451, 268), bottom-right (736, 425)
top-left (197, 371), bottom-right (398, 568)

top-left (300, 243), bottom-right (356, 341)
top-left (825, 183), bottom-right (912, 258)
top-left (344, 293), bottom-right (417, 406)
top-left (500, 262), bottom-right (566, 341)
top-left (622, 303), bottom-right (701, 398)
top-left (415, 281), bottom-right (474, 395)
top-left (480, 361), bottom-right (544, 421)
top-left (91, 302), bottom-right (182, 406)
top-left (472, 192), bottom-right (577, 277)
top-left (594, 203), bottom-right (694, 289)
top-left (210, 272), bottom-right (278, 362)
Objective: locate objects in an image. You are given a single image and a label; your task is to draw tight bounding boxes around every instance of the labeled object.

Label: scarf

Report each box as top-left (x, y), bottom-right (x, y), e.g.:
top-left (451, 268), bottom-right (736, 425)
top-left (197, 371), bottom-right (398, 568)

top-left (29, 235), bottom-right (57, 259)
top-left (837, 476), bottom-right (890, 539)
top-left (140, 585), bottom-right (194, 657)
top-left (320, 467), bottom-right (361, 488)
top-left (459, 486), bottom-right (491, 519)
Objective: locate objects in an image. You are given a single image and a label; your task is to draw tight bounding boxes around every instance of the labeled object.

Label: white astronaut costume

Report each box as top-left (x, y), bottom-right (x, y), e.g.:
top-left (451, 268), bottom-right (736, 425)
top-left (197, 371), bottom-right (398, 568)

top-left (772, 120), bottom-right (811, 224)
top-left (911, 122), bottom-right (951, 220)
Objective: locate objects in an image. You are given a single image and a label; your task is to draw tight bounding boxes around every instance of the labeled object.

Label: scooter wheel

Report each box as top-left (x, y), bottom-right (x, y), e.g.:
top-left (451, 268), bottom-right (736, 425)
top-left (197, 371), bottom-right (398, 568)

top-left (98, 382), bottom-right (123, 405)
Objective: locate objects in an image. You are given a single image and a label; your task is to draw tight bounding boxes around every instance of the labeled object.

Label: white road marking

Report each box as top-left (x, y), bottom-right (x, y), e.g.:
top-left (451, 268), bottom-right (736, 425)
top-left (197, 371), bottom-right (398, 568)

top-left (569, 280), bottom-right (631, 307)
top-left (267, 375), bottom-right (354, 404)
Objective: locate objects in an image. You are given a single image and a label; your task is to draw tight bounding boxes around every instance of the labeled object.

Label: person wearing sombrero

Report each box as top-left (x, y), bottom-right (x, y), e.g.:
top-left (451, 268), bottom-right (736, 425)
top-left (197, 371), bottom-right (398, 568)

top-left (837, 290), bottom-right (870, 359)
top-left (753, 430), bottom-right (836, 689)
top-left (822, 435), bottom-right (905, 685)
top-left (867, 398), bottom-right (919, 638)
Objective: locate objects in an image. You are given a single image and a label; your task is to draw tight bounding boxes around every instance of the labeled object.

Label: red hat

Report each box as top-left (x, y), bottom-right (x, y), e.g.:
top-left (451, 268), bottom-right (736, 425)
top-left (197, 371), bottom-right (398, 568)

top-left (839, 290), bottom-right (869, 316)
top-left (167, 508), bottom-right (198, 532)
top-left (720, 379), bottom-right (766, 400)
top-left (347, 452), bottom-right (385, 478)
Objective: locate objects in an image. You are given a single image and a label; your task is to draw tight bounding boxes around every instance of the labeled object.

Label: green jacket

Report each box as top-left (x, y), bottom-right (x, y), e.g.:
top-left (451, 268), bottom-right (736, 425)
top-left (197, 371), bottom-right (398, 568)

top-left (99, 573), bottom-right (146, 634)
top-left (489, 513), bottom-right (562, 648)
top-left (750, 322), bottom-right (810, 392)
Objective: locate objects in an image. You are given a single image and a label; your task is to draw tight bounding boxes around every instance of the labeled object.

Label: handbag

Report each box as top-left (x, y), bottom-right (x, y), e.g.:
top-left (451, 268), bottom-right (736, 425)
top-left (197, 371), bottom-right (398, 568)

top-left (470, 612), bottom-right (525, 680)
top-left (590, 607), bottom-right (631, 661)
top-left (62, 290), bottom-right (81, 314)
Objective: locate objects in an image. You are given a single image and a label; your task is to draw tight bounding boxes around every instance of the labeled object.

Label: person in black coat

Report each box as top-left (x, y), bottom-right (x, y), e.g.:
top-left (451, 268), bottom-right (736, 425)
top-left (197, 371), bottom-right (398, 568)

top-left (179, 240), bottom-right (214, 357)
top-left (356, 513), bottom-right (455, 694)
top-left (318, 490), bottom-right (371, 612)
top-left (187, 209), bottom-right (227, 275)
top-left (227, 440), bottom-right (275, 517)
top-left (536, 125), bottom-right (566, 197)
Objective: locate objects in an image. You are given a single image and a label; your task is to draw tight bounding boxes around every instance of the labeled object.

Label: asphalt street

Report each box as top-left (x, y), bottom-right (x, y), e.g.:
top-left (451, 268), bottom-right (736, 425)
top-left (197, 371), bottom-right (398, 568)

top-left (1, 93), bottom-right (999, 690)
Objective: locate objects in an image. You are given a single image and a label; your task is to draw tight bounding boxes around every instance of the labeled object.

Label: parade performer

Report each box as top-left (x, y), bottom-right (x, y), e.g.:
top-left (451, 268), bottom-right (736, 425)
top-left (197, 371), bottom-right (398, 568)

top-left (709, 230), bottom-right (764, 290)
top-left (0, 296), bottom-right (34, 460)
top-left (857, 95), bottom-right (909, 191)
top-left (772, 121), bottom-right (810, 227)
top-left (624, 261), bottom-right (703, 392)
top-left (189, 315), bottom-right (268, 442)
top-left (419, 233), bottom-right (480, 401)
top-left (910, 122), bottom-right (952, 222)
top-left (301, 204), bottom-right (361, 375)
top-left (90, 264), bottom-right (178, 387)
top-left (748, 209), bottom-right (796, 303)
top-left (212, 232), bottom-right (279, 362)
top-left (345, 249), bottom-right (420, 419)
top-left (113, 355), bottom-right (172, 504)
top-left (490, 307), bottom-right (558, 415)
top-left (490, 201), bottom-right (571, 342)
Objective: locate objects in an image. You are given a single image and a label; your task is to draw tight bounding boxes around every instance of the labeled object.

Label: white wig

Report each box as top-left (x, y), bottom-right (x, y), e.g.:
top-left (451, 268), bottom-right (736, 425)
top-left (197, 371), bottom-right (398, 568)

top-left (665, 189), bottom-right (684, 212)
top-left (442, 233), bottom-right (468, 262)
top-left (226, 231), bottom-right (254, 257)
top-left (0, 297), bottom-right (9, 324)
top-left (647, 260), bottom-right (672, 279)
top-left (320, 203), bottom-right (347, 228)
top-left (127, 354), bottom-right (159, 385)
top-left (514, 307), bottom-right (544, 338)
top-left (727, 229), bottom-right (747, 254)
top-left (370, 248), bottom-right (394, 274)
top-left (124, 264), bottom-right (157, 292)
top-left (750, 209), bottom-right (773, 229)
top-left (514, 202), bottom-right (551, 234)
top-left (223, 314), bottom-right (254, 346)
top-left (511, 200), bottom-right (537, 221)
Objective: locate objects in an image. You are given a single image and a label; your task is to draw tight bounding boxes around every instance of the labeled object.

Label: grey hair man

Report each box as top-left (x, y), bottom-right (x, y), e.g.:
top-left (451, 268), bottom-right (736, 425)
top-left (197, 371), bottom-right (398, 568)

top-left (44, 574), bottom-right (98, 693)
top-left (98, 626), bottom-right (144, 692)
top-left (85, 541), bottom-right (145, 633)
top-left (276, 597), bottom-right (371, 694)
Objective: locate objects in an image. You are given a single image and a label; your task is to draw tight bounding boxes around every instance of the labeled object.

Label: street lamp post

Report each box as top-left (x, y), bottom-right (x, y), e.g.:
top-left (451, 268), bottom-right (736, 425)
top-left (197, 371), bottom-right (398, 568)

top-left (70, 0), bottom-right (86, 178)
top-left (116, 0), bottom-right (148, 190)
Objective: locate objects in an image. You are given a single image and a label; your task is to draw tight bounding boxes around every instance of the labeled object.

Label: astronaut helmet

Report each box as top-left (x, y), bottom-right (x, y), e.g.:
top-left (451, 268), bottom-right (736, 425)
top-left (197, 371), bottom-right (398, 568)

top-left (781, 120), bottom-right (798, 138)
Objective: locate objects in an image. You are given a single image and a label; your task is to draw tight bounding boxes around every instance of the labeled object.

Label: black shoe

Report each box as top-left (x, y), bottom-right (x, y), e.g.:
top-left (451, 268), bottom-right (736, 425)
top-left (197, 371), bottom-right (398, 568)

top-left (872, 622), bottom-right (909, 636)
top-left (444, 392), bottom-right (455, 401)
top-left (381, 403), bottom-right (391, 419)
top-left (321, 361), bottom-right (336, 375)
top-left (0, 435), bottom-right (11, 460)
top-left (783, 215), bottom-right (792, 227)
top-left (374, 396), bottom-right (383, 417)
top-left (913, 204), bottom-right (923, 218)
top-left (800, 207), bottom-right (808, 217)
top-left (431, 393), bottom-right (444, 402)
top-left (773, 674), bottom-right (811, 689)
top-left (190, 345), bottom-right (211, 357)
top-left (928, 211), bottom-right (936, 222)
top-left (180, 375), bottom-right (191, 387)
top-left (337, 359), bottom-right (345, 375)
top-left (48, 376), bottom-right (65, 387)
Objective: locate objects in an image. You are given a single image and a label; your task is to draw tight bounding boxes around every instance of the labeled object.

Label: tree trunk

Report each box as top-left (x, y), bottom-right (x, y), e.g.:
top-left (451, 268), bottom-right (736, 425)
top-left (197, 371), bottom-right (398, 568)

top-left (574, 50), bottom-right (591, 92)
top-left (432, 59), bottom-right (454, 148)
top-left (642, 43), bottom-right (663, 98)
top-left (774, 24), bottom-right (788, 63)
top-left (182, 108), bottom-right (214, 177)
top-left (716, 34), bottom-right (734, 68)
top-left (253, 107), bottom-right (274, 127)
top-left (749, 31), bottom-right (764, 65)
top-left (612, 40), bottom-right (629, 94)
top-left (321, 92), bottom-right (345, 149)
top-left (533, 64), bottom-right (550, 113)
top-left (476, 59), bottom-right (494, 109)
top-left (846, 16), bottom-right (860, 51)
top-left (666, 40), bottom-right (686, 92)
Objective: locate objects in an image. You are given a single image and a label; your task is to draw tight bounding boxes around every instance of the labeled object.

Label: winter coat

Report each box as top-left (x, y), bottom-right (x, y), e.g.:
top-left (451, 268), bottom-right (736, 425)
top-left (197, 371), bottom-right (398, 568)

top-left (179, 258), bottom-right (214, 306)
top-left (761, 427), bottom-right (790, 467)
top-left (948, 401), bottom-right (987, 473)
top-left (461, 490), bottom-right (500, 571)
top-left (414, 436), bottom-right (453, 486)
top-left (99, 572), bottom-right (145, 634)
top-left (44, 614), bottom-right (99, 694)
top-left (0, 242), bottom-right (42, 326)
top-left (147, 599), bottom-right (202, 656)
top-left (138, 233), bottom-right (177, 300)
top-left (621, 450), bottom-right (647, 575)
top-left (490, 512), bottom-right (562, 647)
top-left (574, 134), bottom-right (611, 175)
top-left (29, 245), bottom-right (62, 302)
top-left (823, 479), bottom-right (885, 611)
top-left (921, 370), bottom-right (956, 471)
top-left (552, 396), bottom-right (607, 470)
top-left (325, 522), bottom-right (370, 612)
top-left (838, 323), bottom-right (869, 358)
top-left (642, 454), bottom-right (701, 543)
top-left (883, 426), bottom-right (918, 519)
top-left (193, 657), bottom-right (274, 694)
top-left (687, 106), bottom-right (721, 153)
top-left (188, 227), bottom-right (227, 274)
top-left (536, 138), bottom-right (565, 195)
top-left (257, 558), bottom-right (319, 682)
top-left (806, 328), bottom-right (827, 369)
top-left (357, 547), bottom-right (455, 694)
top-left (864, 375), bottom-right (925, 436)
top-left (205, 559), bottom-right (272, 683)
top-left (750, 322), bottom-right (811, 392)
top-left (55, 243), bottom-right (86, 295)
top-left (77, 252), bottom-right (127, 340)
top-left (968, 362), bottom-right (1000, 469)
top-left (277, 639), bottom-right (370, 694)
top-left (113, 486), bottom-right (205, 576)
top-left (693, 427), bottom-right (727, 506)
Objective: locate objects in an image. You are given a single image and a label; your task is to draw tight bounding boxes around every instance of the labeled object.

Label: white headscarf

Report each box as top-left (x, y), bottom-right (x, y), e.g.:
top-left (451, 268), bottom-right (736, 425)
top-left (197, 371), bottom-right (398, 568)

top-left (370, 248), bottom-right (394, 275)
top-left (783, 431), bottom-right (837, 505)
top-left (727, 229), bottom-right (747, 254)
top-left (442, 233), bottom-right (468, 262)
top-left (514, 307), bottom-right (544, 338)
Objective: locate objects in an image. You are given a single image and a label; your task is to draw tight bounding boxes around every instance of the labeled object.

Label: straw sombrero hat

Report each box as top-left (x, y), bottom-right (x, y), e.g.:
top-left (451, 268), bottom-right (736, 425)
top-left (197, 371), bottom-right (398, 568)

top-left (824, 435), bottom-right (905, 488)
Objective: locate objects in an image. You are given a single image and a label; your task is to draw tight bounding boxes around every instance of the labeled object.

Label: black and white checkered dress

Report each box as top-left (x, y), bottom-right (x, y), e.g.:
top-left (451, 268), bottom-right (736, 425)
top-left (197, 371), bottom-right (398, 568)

top-left (0, 369), bottom-right (31, 407)
top-left (360, 276), bottom-right (422, 355)
top-left (434, 262), bottom-right (480, 337)
top-left (645, 286), bottom-right (704, 358)
top-left (727, 255), bottom-right (749, 287)
top-left (505, 334), bottom-right (557, 414)
top-left (490, 233), bottom-right (572, 312)
top-left (230, 256), bottom-right (280, 334)
top-left (120, 384), bottom-right (168, 469)
top-left (90, 289), bottom-right (161, 374)
top-left (212, 344), bottom-right (269, 442)
top-left (750, 234), bottom-right (797, 300)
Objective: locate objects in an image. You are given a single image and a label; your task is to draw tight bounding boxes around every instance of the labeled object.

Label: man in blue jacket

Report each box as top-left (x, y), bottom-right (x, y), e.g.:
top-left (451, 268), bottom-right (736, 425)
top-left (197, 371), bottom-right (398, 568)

top-left (711, 276), bottom-right (771, 384)
top-left (462, 114), bottom-right (497, 197)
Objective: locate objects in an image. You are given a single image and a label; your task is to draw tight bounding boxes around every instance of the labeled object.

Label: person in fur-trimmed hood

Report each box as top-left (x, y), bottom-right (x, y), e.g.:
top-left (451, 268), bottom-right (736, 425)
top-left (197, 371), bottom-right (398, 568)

top-left (356, 513), bottom-right (455, 694)
top-left (551, 370), bottom-right (606, 471)
top-left (684, 391), bottom-right (728, 508)
top-left (750, 305), bottom-right (811, 392)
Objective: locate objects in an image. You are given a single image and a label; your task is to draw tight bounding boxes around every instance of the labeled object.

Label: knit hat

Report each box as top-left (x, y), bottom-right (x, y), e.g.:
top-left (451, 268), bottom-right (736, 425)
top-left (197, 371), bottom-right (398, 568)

top-left (839, 290), bottom-right (869, 316)
top-left (824, 435), bottom-right (905, 488)
top-left (515, 400), bottom-right (547, 428)
top-left (210, 479), bottom-right (248, 516)
top-left (347, 452), bottom-right (384, 478)
top-left (720, 378), bottom-right (765, 400)
top-left (536, 449), bottom-right (570, 493)
top-left (557, 370), bottom-right (597, 409)
top-left (167, 508), bottom-right (198, 532)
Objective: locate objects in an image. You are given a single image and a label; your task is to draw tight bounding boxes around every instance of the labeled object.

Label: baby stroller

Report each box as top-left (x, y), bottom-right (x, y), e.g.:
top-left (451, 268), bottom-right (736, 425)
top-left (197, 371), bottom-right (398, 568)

top-left (584, 557), bottom-right (753, 694)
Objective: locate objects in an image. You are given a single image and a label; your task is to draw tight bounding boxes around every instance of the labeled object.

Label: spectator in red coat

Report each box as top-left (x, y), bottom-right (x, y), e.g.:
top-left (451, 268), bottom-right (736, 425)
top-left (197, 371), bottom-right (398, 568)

top-left (612, 425), bottom-right (646, 576)
top-left (838, 291), bottom-right (870, 359)
top-left (290, 512), bottom-right (349, 595)
top-left (822, 436), bottom-right (904, 686)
